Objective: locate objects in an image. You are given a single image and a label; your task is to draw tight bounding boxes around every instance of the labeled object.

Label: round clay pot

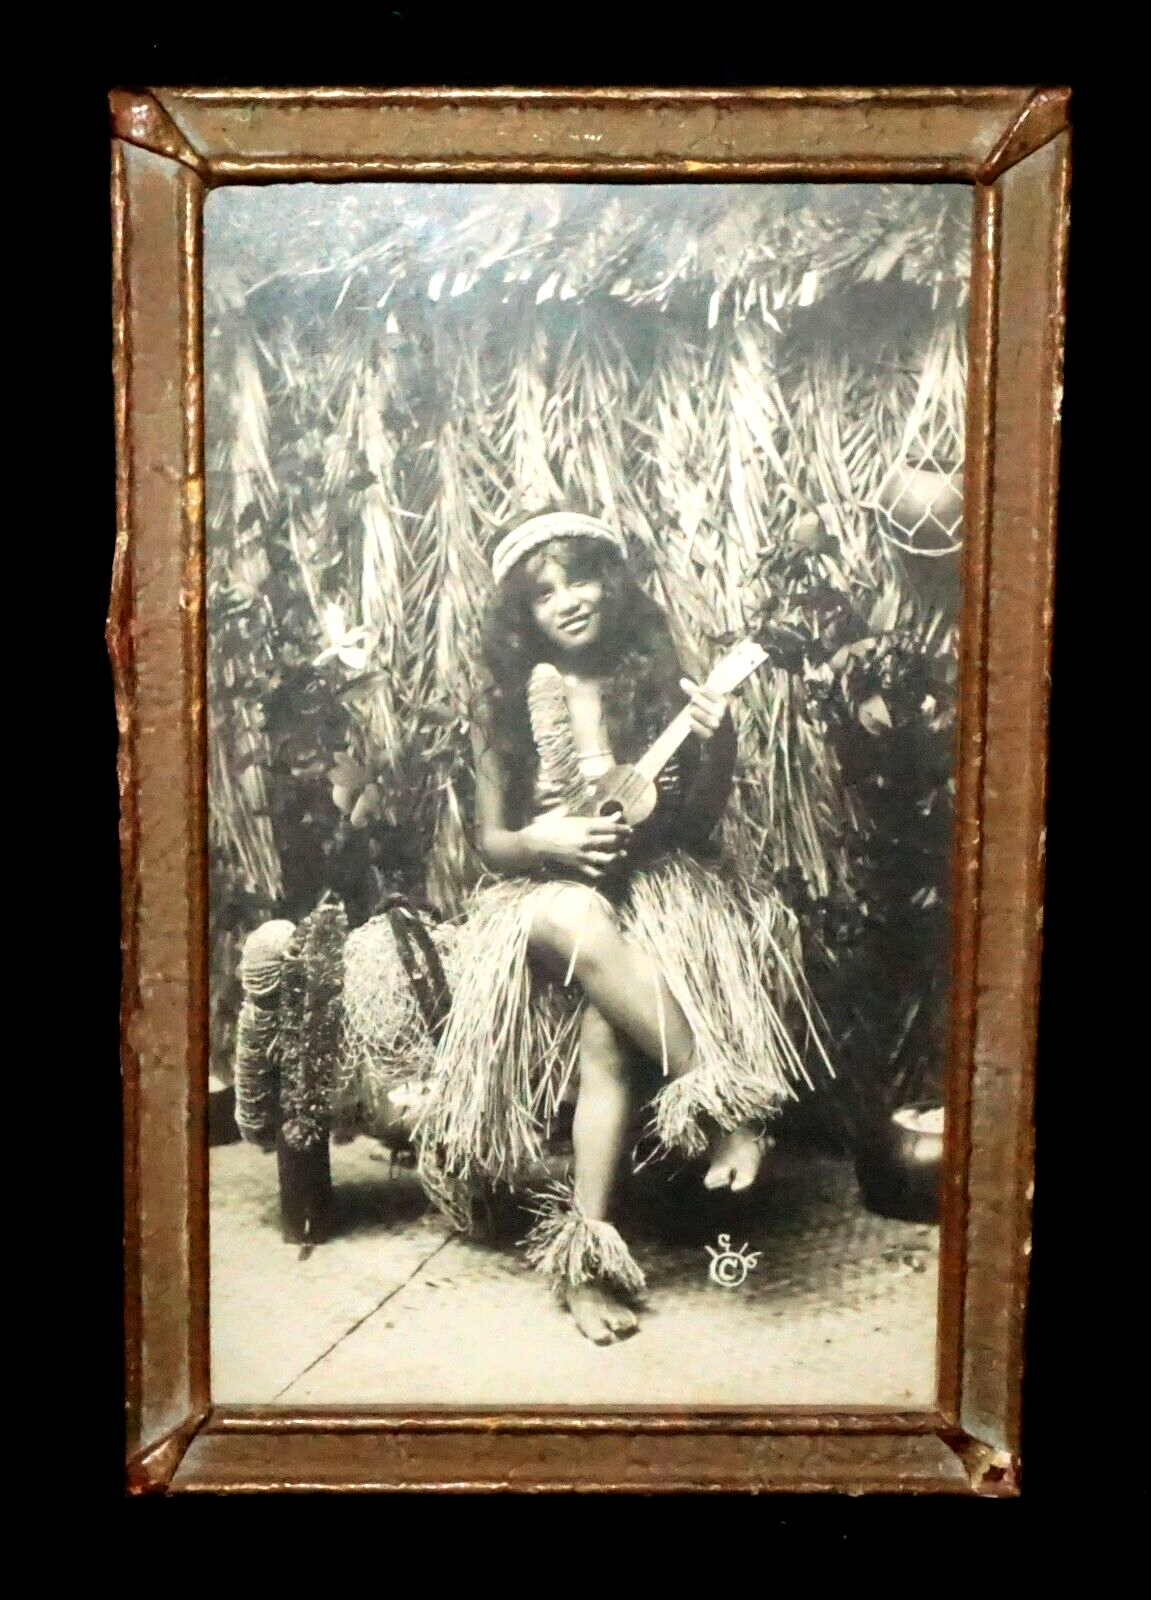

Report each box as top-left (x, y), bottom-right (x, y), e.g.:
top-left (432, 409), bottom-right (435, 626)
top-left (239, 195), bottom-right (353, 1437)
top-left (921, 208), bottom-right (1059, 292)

top-left (855, 1101), bottom-right (944, 1224)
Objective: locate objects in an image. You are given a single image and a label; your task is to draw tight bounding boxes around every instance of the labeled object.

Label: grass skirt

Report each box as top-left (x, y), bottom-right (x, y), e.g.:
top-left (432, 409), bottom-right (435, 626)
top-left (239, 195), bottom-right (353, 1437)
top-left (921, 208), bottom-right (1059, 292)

top-left (414, 851), bottom-right (824, 1235)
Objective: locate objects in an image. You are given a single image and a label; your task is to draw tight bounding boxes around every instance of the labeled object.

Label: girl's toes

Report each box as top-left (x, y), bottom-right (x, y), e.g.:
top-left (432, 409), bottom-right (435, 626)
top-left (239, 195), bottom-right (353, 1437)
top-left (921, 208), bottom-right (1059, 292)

top-left (566, 1282), bottom-right (637, 1344)
top-left (568, 1298), bottom-right (614, 1344)
top-left (730, 1136), bottom-right (769, 1191)
top-left (606, 1302), bottom-right (639, 1339)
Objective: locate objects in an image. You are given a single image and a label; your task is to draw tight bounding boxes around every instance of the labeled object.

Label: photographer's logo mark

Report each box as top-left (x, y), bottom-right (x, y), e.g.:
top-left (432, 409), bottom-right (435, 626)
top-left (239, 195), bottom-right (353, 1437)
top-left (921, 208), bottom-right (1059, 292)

top-left (705, 1233), bottom-right (761, 1288)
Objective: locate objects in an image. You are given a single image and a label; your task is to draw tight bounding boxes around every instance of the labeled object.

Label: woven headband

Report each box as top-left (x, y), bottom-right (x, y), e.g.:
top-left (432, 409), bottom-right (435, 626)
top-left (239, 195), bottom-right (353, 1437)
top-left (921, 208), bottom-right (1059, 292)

top-left (491, 513), bottom-right (626, 584)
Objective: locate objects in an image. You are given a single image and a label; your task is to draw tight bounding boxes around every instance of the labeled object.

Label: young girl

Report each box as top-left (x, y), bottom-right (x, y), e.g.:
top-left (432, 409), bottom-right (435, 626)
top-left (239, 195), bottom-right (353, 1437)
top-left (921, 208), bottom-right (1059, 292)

top-left (415, 508), bottom-right (821, 1345)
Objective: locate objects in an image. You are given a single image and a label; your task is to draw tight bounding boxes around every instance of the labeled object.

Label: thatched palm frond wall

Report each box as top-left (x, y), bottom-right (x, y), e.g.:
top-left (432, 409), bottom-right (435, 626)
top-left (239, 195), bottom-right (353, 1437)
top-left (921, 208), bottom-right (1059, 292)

top-left (205, 183), bottom-right (972, 1118)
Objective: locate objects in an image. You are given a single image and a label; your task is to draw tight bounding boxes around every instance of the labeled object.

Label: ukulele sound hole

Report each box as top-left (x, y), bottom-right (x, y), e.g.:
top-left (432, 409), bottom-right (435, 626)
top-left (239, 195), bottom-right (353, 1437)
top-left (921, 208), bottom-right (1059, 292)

top-left (597, 798), bottom-right (625, 821)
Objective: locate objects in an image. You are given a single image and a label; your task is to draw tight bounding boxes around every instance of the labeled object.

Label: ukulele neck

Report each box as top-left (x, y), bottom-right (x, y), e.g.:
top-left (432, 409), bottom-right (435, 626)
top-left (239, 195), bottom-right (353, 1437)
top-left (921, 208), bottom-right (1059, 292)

top-left (629, 640), bottom-right (768, 786)
top-left (634, 710), bottom-right (695, 785)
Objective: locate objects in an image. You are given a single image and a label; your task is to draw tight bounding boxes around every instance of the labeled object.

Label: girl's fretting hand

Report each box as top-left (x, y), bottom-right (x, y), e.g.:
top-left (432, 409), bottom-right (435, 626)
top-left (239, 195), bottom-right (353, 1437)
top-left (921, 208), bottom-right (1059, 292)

top-left (680, 678), bottom-right (728, 742)
top-left (528, 814), bottom-right (632, 882)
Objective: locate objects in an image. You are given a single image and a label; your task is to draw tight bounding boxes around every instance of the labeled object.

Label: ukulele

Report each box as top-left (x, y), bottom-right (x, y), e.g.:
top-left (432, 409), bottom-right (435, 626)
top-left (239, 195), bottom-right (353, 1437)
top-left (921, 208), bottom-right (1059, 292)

top-left (533, 636), bottom-right (770, 837)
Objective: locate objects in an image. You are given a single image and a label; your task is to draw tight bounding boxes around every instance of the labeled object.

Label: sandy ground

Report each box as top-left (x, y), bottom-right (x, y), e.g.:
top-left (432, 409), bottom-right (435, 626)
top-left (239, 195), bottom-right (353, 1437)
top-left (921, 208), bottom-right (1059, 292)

top-left (211, 1137), bottom-right (939, 1409)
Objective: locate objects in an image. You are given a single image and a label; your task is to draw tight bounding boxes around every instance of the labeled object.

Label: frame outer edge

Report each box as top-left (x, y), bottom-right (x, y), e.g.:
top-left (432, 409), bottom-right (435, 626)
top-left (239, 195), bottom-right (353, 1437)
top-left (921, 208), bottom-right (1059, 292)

top-left (961, 130), bottom-right (1068, 1459)
top-left (159, 85), bottom-right (1032, 107)
top-left (1008, 127), bottom-right (1068, 1462)
top-left (117, 138), bottom-right (203, 1466)
top-left (977, 88), bottom-right (1071, 182)
top-left (109, 89), bottom-right (209, 177)
top-left (169, 1425), bottom-right (975, 1494)
top-left (936, 180), bottom-right (1000, 1426)
top-left (152, 83), bottom-right (1036, 180)
top-left (112, 137), bottom-right (143, 1464)
top-left (117, 90), bottom-right (1066, 1493)
top-left (126, 1409), bottom-right (211, 1496)
top-left (180, 162), bottom-right (211, 1415)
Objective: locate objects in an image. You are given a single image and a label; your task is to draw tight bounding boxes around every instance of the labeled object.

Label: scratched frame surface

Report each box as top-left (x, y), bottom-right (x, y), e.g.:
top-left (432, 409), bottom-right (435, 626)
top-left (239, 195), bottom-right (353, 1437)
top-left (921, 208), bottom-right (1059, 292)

top-left (113, 85), bottom-right (1069, 1495)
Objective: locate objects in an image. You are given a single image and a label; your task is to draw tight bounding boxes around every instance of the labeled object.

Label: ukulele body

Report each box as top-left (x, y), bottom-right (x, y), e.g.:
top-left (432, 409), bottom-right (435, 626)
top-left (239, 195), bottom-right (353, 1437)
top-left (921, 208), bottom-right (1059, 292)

top-left (564, 764), bottom-right (668, 889)
top-left (585, 764), bottom-right (660, 826)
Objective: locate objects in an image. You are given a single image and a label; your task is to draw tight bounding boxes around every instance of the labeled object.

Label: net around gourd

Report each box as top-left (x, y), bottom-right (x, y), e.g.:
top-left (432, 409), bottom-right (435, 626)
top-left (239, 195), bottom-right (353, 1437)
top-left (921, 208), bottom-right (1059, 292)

top-left (863, 323), bottom-right (965, 555)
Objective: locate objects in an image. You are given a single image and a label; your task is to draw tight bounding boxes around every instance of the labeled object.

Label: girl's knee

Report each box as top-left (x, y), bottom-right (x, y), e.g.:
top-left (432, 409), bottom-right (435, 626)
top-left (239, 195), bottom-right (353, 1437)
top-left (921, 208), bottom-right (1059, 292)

top-left (571, 914), bottom-right (624, 984)
top-left (531, 886), bottom-right (617, 960)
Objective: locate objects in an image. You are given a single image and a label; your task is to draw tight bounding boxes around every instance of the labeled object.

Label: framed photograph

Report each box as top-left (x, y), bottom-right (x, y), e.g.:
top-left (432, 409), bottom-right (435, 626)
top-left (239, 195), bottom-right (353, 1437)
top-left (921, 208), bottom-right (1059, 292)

top-left (115, 85), bottom-right (1069, 1494)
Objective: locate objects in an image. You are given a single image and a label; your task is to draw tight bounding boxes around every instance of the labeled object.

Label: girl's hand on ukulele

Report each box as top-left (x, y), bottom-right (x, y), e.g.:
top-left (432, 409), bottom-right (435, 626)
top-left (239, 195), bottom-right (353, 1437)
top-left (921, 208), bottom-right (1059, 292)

top-left (528, 814), bottom-right (632, 881)
top-left (680, 678), bottom-right (728, 742)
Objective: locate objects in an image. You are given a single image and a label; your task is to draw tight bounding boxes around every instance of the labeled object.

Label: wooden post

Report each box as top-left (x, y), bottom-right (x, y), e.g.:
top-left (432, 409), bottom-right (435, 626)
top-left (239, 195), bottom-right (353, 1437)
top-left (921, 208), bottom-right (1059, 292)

top-left (276, 1130), bottom-right (333, 1247)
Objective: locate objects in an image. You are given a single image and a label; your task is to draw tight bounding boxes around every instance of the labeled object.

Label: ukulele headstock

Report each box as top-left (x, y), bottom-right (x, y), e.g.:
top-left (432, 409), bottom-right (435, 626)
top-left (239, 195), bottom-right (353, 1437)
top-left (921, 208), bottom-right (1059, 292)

top-left (703, 638), bottom-right (770, 696)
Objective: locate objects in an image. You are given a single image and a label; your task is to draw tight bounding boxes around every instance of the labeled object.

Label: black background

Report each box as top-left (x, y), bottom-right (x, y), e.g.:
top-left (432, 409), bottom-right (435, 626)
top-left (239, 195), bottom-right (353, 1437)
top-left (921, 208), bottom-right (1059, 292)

top-left (71, 21), bottom-right (1105, 1537)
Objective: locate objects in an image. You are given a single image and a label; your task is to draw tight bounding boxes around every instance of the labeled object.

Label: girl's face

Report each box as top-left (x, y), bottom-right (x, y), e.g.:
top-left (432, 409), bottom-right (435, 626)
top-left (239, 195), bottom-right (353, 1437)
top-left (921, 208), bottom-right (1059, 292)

top-left (526, 554), bottom-right (606, 654)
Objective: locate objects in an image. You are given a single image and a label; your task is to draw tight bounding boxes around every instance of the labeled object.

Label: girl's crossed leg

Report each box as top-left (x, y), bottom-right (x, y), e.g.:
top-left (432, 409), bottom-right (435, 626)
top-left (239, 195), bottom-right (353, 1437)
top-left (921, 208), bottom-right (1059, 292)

top-left (530, 885), bottom-right (766, 1189)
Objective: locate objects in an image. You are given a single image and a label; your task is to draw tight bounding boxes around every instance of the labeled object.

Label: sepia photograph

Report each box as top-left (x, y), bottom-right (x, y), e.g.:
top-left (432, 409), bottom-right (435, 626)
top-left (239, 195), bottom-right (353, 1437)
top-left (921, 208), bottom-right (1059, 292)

top-left (204, 178), bottom-right (971, 1408)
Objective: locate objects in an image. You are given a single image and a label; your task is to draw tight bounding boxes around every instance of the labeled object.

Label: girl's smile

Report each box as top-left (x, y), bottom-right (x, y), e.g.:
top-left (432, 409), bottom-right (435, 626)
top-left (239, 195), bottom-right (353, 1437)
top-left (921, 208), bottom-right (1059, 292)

top-left (528, 557), bottom-right (605, 654)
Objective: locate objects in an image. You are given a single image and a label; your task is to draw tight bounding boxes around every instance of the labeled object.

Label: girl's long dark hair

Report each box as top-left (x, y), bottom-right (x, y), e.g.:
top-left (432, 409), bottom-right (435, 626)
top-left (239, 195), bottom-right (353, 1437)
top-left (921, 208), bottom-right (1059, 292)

top-left (477, 528), bottom-right (696, 827)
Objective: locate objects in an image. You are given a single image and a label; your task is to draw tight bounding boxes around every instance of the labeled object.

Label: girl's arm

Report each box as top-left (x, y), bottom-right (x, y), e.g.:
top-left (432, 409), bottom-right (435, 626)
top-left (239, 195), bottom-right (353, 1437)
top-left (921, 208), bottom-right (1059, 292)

top-left (675, 709), bottom-right (737, 848)
top-left (472, 717), bottom-right (629, 881)
top-left (472, 716), bottom-right (541, 873)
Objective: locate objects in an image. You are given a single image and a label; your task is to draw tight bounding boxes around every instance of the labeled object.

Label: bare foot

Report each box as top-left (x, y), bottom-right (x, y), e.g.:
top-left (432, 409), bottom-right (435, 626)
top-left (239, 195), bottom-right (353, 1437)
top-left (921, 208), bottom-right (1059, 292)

top-left (704, 1127), bottom-right (770, 1192)
top-left (564, 1281), bottom-right (640, 1345)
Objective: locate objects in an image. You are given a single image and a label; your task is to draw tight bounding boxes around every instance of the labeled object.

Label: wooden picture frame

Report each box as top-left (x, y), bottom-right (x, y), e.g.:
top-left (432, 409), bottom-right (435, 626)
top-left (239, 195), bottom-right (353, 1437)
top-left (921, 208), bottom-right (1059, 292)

top-left (113, 85), bottom-right (1070, 1495)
